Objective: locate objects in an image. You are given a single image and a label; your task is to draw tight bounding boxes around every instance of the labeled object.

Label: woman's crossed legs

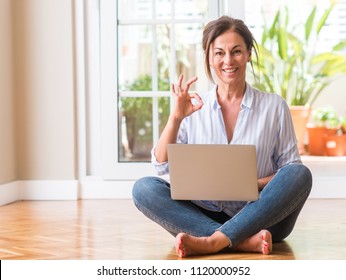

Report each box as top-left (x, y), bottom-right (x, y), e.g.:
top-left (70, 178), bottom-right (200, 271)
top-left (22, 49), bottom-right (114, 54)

top-left (132, 163), bottom-right (312, 257)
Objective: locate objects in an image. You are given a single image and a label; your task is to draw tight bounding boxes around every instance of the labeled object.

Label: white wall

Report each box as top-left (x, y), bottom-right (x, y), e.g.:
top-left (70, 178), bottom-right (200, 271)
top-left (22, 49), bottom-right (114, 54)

top-left (0, 0), bottom-right (16, 184)
top-left (13, 0), bottom-right (76, 180)
top-left (313, 76), bottom-right (346, 116)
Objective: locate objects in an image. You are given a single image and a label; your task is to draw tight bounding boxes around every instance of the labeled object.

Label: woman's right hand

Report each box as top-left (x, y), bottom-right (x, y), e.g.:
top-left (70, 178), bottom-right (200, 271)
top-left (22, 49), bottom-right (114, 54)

top-left (171, 74), bottom-right (204, 121)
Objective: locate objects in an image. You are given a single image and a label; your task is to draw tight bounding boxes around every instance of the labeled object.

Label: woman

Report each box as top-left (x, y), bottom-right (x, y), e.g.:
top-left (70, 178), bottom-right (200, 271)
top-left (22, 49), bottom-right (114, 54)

top-left (132, 16), bottom-right (312, 258)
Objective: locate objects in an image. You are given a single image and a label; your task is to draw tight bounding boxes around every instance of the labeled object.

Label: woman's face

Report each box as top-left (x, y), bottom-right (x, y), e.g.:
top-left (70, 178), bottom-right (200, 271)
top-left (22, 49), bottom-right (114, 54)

top-left (209, 30), bottom-right (251, 87)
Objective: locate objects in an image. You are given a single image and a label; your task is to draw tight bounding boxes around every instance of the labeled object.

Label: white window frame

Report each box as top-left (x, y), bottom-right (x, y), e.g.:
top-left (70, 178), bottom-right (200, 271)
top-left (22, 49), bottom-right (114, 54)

top-left (99, 0), bottom-right (238, 180)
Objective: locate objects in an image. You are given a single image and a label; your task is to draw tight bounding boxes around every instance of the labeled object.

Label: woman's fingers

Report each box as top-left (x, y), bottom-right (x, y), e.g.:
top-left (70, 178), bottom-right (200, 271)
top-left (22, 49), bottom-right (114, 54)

top-left (171, 83), bottom-right (178, 96)
top-left (184, 76), bottom-right (198, 92)
top-left (189, 93), bottom-right (204, 112)
top-left (173, 75), bottom-right (198, 96)
top-left (189, 92), bottom-right (202, 103)
top-left (177, 74), bottom-right (184, 92)
top-left (170, 75), bottom-right (203, 118)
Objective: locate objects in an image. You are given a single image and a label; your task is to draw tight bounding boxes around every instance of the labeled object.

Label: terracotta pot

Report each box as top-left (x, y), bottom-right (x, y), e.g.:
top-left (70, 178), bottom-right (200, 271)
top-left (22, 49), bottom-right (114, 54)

top-left (289, 106), bottom-right (311, 155)
top-left (325, 134), bottom-right (346, 156)
top-left (307, 126), bottom-right (327, 155)
top-left (307, 126), bottom-right (338, 156)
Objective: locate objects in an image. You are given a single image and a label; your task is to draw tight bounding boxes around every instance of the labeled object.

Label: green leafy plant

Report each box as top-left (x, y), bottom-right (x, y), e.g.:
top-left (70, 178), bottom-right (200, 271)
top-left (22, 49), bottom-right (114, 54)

top-left (252, 4), bottom-right (346, 106)
top-left (311, 106), bottom-right (340, 128)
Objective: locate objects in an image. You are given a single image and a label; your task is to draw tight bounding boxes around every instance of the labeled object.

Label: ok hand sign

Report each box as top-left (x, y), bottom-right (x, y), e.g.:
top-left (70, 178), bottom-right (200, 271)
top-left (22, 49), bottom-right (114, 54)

top-left (171, 74), bottom-right (204, 121)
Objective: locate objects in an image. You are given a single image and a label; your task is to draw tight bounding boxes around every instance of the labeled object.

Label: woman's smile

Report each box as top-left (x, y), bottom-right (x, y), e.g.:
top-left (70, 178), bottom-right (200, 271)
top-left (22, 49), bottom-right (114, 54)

top-left (223, 67), bottom-right (238, 73)
top-left (222, 67), bottom-right (238, 74)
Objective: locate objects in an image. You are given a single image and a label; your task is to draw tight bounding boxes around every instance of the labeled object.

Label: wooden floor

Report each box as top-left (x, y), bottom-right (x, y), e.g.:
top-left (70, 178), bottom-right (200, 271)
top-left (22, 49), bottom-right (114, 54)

top-left (0, 198), bottom-right (345, 260)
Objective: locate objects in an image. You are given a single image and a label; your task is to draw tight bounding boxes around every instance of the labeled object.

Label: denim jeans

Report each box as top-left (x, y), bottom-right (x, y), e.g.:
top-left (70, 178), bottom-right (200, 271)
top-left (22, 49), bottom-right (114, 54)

top-left (132, 163), bottom-right (312, 247)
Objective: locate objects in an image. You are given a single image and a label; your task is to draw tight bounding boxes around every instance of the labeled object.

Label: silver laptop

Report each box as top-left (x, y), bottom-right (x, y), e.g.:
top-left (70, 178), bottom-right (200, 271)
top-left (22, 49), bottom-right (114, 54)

top-left (167, 144), bottom-right (259, 201)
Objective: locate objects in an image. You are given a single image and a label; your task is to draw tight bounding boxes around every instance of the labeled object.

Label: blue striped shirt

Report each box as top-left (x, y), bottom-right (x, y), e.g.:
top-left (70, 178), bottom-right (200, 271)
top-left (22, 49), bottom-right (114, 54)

top-left (152, 83), bottom-right (301, 216)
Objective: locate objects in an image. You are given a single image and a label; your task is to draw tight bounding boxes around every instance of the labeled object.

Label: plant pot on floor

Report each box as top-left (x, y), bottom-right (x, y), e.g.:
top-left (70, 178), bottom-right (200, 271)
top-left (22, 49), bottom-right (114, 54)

top-left (290, 106), bottom-right (311, 155)
top-left (325, 134), bottom-right (346, 156)
top-left (307, 125), bottom-right (337, 156)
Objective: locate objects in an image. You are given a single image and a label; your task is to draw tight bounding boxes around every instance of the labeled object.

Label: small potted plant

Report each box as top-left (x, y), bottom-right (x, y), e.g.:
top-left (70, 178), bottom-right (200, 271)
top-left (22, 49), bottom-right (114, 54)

top-left (306, 106), bottom-right (339, 156)
top-left (324, 115), bottom-right (346, 156)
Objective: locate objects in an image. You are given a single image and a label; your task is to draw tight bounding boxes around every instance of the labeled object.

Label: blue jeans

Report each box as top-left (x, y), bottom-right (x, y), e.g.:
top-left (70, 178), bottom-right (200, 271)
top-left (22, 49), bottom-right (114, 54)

top-left (132, 163), bottom-right (312, 247)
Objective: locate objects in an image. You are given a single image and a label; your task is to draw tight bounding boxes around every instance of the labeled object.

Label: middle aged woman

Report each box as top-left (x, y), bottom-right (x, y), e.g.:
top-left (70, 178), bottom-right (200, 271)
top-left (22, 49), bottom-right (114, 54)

top-left (132, 15), bottom-right (312, 258)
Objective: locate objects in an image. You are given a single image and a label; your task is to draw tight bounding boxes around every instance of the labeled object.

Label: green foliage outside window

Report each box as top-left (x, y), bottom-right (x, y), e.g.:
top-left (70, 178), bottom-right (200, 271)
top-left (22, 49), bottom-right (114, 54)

top-left (120, 75), bottom-right (170, 159)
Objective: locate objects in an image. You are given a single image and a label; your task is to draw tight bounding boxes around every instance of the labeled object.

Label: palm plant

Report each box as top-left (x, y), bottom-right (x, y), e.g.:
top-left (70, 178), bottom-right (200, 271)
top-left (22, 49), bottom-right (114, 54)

top-left (252, 4), bottom-right (346, 107)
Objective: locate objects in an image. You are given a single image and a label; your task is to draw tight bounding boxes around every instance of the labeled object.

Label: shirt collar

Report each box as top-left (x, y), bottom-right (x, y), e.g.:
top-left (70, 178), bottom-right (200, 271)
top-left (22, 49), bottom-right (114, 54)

top-left (210, 82), bottom-right (254, 110)
top-left (210, 85), bottom-right (219, 110)
top-left (242, 82), bottom-right (254, 109)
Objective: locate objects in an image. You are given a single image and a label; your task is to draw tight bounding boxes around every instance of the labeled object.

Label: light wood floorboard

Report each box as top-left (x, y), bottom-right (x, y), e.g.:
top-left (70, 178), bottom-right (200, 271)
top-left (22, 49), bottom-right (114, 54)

top-left (0, 199), bottom-right (345, 260)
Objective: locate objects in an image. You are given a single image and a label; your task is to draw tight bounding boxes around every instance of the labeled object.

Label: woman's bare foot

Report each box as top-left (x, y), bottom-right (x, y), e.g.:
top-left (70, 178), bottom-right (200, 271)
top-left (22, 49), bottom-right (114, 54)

top-left (175, 229), bottom-right (272, 258)
top-left (233, 229), bottom-right (272, 255)
top-left (175, 231), bottom-right (230, 258)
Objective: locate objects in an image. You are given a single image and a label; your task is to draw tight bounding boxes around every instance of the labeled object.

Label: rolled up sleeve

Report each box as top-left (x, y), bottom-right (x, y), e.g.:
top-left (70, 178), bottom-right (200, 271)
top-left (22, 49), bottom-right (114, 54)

top-left (275, 100), bottom-right (302, 169)
top-left (151, 147), bottom-right (169, 175)
top-left (151, 118), bottom-right (188, 175)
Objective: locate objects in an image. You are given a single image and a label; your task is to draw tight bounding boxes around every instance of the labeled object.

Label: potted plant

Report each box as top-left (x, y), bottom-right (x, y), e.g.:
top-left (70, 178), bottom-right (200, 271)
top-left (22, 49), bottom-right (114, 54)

top-left (251, 4), bottom-right (346, 153)
top-left (306, 106), bottom-right (339, 156)
top-left (324, 115), bottom-right (346, 156)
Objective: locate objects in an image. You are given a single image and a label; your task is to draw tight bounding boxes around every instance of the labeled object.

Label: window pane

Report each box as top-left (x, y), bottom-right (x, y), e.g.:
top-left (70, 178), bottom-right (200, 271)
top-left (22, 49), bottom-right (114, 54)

top-left (156, 0), bottom-right (172, 19)
top-left (159, 97), bottom-right (170, 135)
top-left (175, 23), bottom-right (208, 92)
top-left (119, 97), bottom-right (153, 162)
top-left (175, 0), bottom-right (208, 19)
top-left (118, 25), bottom-right (152, 91)
top-left (118, 0), bottom-right (152, 20)
top-left (157, 24), bottom-right (171, 89)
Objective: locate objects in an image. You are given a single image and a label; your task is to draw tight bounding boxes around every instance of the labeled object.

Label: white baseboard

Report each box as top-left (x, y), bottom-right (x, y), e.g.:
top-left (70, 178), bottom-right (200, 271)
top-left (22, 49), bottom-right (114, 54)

top-left (78, 177), bottom-right (345, 199)
top-left (0, 181), bottom-right (21, 206)
top-left (0, 179), bottom-right (134, 206)
top-left (0, 176), bottom-right (345, 206)
top-left (79, 178), bottom-right (134, 199)
top-left (302, 156), bottom-right (346, 198)
top-left (0, 180), bottom-right (78, 206)
top-left (20, 180), bottom-right (79, 200)
top-left (309, 176), bottom-right (346, 198)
